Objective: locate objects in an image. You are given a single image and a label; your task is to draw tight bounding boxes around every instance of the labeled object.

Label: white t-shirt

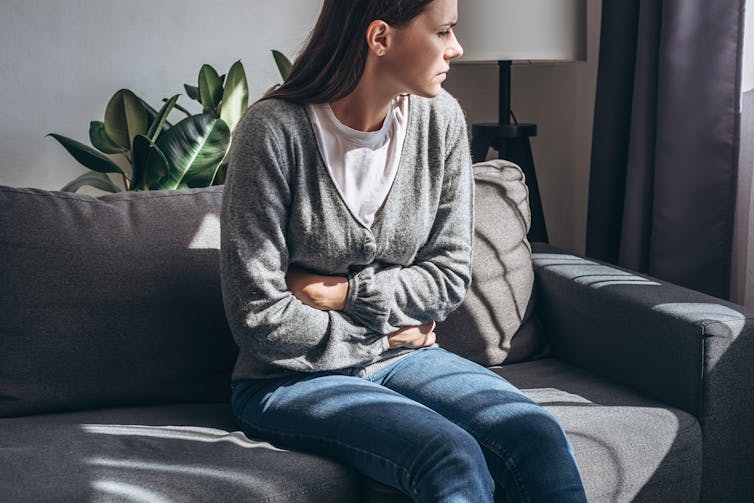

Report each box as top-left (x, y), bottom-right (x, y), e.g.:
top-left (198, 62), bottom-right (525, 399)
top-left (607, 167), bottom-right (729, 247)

top-left (306, 95), bottom-right (409, 228)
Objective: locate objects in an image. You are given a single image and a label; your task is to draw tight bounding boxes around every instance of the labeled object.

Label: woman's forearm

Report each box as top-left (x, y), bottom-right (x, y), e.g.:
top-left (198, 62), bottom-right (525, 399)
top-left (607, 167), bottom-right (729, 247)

top-left (286, 267), bottom-right (349, 311)
top-left (286, 267), bottom-right (437, 349)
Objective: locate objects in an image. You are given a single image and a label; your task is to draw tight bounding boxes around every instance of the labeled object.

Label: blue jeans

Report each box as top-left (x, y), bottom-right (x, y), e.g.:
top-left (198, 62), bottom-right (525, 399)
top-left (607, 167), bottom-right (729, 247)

top-left (231, 347), bottom-right (586, 503)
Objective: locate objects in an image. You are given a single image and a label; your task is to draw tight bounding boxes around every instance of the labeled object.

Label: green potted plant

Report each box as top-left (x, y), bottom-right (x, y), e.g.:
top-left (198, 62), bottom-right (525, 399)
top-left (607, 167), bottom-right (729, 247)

top-left (49, 51), bottom-right (292, 193)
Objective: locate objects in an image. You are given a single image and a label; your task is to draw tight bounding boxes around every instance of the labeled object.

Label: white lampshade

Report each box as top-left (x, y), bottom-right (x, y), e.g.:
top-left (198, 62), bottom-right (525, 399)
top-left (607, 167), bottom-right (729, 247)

top-left (453, 0), bottom-right (587, 63)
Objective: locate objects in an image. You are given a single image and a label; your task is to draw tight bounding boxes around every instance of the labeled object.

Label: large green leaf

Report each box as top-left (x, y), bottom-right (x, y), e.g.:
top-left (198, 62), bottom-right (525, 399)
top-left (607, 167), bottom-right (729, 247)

top-left (140, 98), bottom-right (173, 130)
top-left (184, 83), bottom-right (200, 101)
top-left (141, 98), bottom-right (159, 125)
top-left (213, 163), bottom-right (228, 186)
top-left (61, 171), bottom-right (122, 193)
top-left (146, 94), bottom-right (180, 143)
top-left (155, 114), bottom-right (231, 190)
top-left (220, 60), bottom-right (249, 132)
top-left (47, 133), bottom-right (125, 174)
top-left (89, 121), bottom-right (126, 154)
top-left (198, 64), bottom-right (223, 113)
top-left (272, 50), bottom-right (292, 81)
top-left (104, 89), bottom-right (148, 150)
top-left (131, 134), bottom-right (169, 191)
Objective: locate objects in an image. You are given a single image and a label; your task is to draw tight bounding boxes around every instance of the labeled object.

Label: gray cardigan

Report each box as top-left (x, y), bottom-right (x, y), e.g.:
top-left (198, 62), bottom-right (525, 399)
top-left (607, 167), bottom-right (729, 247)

top-left (220, 89), bottom-right (474, 380)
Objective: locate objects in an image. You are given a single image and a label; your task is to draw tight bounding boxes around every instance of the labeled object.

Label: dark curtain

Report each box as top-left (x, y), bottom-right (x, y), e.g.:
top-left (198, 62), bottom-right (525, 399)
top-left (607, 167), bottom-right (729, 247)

top-left (585, 0), bottom-right (745, 299)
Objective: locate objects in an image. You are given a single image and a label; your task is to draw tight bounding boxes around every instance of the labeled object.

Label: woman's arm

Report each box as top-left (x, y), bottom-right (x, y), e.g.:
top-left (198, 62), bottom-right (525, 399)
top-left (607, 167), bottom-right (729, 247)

top-left (285, 268), bottom-right (349, 311)
top-left (285, 267), bottom-right (437, 349)
top-left (220, 110), bottom-right (389, 373)
top-left (342, 100), bottom-right (474, 334)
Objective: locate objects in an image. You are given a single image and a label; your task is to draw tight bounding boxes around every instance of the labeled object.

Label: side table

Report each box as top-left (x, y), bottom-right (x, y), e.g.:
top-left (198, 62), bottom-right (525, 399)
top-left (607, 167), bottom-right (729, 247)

top-left (470, 122), bottom-right (548, 243)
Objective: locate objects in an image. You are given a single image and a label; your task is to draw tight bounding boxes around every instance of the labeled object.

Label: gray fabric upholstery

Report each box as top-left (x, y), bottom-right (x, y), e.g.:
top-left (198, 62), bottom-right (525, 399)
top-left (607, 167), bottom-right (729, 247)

top-left (439, 160), bottom-right (547, 366)
top-left (0, 186), bottom-right (238, 417)
top-left (701, 314), bottom-right (754, 502)
top-left (0, 403), bottom-right (360, 503)
top-left (0, 181), bottom-right (738, 501)
top-left (531, 243), bottom-right (754, 502)
top-left (355, 356), bottom-right (704, 503)
top-left (495, 358), bottom-right (702, 503)
top-left (0, 361), bottom-right (702, 503)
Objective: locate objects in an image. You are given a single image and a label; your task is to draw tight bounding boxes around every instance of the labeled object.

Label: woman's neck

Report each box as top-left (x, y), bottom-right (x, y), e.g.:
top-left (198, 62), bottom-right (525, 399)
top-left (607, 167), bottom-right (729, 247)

top-left (329, 70), bottom-right (397, 132)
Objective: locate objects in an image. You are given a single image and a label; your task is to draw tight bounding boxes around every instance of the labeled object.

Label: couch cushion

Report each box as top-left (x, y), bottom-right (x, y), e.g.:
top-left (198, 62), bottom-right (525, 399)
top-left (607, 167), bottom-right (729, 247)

top-left (0, 186), bottom-right (238, 417)
top-left (0, 403), bottom-right (360, 503)
top-left (439, 160), bottom-right (547, 366)
top-left (493, 358), bottom-right (703, 503)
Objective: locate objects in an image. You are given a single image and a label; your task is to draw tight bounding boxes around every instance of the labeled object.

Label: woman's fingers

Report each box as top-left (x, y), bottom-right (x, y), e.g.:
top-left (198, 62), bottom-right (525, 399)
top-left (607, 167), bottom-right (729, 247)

top-left (387, 321), bottom-right (437, 349)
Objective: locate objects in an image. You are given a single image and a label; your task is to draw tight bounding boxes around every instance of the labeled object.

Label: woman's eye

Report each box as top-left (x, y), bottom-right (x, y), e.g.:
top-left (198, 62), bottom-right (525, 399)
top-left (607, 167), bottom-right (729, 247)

top-left (439, 30), bottom-right (450, 37)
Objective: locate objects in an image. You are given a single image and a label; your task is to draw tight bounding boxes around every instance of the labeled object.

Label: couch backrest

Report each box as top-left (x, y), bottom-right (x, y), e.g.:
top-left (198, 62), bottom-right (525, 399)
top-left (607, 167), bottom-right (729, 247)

top-left (0, 185), bottom-right (238, 417)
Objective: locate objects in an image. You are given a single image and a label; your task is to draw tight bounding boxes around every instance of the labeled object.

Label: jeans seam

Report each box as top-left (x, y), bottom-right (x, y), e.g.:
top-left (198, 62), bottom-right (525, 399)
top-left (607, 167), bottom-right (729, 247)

top-left (234, 414), bottom-right (414, 496)
top-left (379, 348), bottom-right (530, 501)
top-left (373, 345), bottom-right (436, 381)
top-left (438, 414), bottom-right (529, 502)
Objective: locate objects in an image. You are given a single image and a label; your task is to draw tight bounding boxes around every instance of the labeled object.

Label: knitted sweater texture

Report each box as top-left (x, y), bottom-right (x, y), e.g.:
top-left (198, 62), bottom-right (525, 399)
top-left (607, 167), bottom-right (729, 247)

top-left (220, 89), bottom-right (473, 380)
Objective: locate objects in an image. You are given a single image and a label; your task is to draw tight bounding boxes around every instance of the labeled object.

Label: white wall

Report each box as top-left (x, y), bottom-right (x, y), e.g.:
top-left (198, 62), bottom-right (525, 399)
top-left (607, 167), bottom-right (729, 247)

top-left (0, 0), bottom-right (599, 255)
top-left (0, 0), bottom-right (322, 190)
top-left (445, 0), bottom-right (601, 255)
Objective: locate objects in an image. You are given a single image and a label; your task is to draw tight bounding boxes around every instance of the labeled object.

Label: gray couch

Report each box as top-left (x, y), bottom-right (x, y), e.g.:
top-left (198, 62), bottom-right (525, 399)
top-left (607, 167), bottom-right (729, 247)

top-left (1, 161), bottom-right (752, 502)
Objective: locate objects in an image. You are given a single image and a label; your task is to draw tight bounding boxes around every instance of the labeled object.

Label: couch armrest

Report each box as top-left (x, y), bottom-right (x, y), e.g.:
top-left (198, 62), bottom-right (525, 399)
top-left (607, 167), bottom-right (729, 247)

top-left (531, 243), bottom-right (754, 501)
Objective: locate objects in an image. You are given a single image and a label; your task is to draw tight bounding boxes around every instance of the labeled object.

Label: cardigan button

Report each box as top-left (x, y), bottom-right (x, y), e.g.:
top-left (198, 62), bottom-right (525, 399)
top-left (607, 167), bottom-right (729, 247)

top-left (364, 241), bottom-right (376, 259)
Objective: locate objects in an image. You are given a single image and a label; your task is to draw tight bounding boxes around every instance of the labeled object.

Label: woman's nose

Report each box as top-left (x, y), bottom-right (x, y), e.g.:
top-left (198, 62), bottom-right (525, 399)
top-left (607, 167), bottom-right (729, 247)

top-left (446, 32), bottom-right (463, 60)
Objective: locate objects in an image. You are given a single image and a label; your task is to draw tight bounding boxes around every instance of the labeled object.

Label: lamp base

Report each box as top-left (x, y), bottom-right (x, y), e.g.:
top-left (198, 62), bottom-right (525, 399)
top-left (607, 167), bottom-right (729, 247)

top-left (470, 122), bottom-right (548, 243)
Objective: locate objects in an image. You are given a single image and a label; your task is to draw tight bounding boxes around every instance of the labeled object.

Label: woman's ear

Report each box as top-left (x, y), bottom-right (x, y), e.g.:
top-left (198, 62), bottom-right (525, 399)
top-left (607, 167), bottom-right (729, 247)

top-left (366, 20), bottom-right (391, 56)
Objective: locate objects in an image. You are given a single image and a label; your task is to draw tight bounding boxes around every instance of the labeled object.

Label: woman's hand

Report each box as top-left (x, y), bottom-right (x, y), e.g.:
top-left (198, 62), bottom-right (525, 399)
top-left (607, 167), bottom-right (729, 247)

top-left (286, 267), bottom-right (349, 311)
top-left (286, 267), bottom-right (436, 348)
top-left (387, 320), bottom-right (436, 349)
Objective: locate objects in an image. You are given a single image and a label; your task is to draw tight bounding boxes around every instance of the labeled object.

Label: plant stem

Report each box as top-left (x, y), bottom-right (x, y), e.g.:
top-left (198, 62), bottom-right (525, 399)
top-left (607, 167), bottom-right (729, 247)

top-left (169, 101), bottom-right (192, 117)
top-left (117, 152), bottom-right (133, 190)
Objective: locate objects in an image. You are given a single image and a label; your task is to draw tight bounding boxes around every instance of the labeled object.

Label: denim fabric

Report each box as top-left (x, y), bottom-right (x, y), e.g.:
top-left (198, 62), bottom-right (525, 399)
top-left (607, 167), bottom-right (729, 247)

top-left (232, 347), bottom-right (586, 503)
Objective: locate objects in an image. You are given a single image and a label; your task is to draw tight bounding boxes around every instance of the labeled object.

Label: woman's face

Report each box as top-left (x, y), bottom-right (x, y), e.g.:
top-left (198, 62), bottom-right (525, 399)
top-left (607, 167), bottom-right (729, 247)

top-left (383, 0), bottom-right (463, 98)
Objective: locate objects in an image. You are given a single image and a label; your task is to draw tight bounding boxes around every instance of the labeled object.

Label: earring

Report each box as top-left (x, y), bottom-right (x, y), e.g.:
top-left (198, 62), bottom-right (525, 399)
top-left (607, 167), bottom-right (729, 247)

top-left (378, 50), bottom-right (385, 56)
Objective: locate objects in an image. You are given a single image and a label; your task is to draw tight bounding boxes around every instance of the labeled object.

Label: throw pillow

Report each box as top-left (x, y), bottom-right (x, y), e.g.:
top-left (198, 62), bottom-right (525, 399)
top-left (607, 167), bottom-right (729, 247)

top-left (438, 160), bottom-right (548, 366)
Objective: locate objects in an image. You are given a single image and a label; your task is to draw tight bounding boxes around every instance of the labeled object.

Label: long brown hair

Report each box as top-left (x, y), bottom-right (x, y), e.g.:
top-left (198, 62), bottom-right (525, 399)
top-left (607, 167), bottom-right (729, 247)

top-left (264, 0), bottom-right (435, 104)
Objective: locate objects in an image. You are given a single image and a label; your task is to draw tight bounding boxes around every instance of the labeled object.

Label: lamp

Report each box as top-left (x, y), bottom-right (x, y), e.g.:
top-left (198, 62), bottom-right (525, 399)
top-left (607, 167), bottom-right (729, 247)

top-left (453, 0), bottom-right (587, 243)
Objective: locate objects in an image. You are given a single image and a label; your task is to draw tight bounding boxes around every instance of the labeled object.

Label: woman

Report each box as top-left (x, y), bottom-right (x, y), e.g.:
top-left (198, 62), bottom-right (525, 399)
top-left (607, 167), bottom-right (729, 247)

top-left (220, 0), bottom-right (587, 501)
